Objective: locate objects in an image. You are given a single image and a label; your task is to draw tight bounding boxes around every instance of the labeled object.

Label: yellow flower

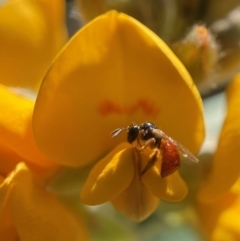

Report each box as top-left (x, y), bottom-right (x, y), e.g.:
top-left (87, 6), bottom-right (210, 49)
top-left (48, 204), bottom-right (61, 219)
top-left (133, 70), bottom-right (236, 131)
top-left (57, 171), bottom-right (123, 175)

top-left (0, 162), bottom-right (89, 241)
top-left (197, 177), bottom-right (240, 241)
top-left (32, 11), bottom-right (205, 221)
top-left (198, 74), bottom-right (240, 202)
top-left (81, 142), bottom-right (188, 221)
top-left (0, 85), bottom-right (89, 239)
top-left (0, 84), bottom-right (57, 171)
top-left (0, 1), bottom-right (89, 239)
top-left (0, 0), bottom-right (68, 171)
top-left (0, 0), bottom-right (67, 90)
top-left (195, 74), bottom-right (240, 241)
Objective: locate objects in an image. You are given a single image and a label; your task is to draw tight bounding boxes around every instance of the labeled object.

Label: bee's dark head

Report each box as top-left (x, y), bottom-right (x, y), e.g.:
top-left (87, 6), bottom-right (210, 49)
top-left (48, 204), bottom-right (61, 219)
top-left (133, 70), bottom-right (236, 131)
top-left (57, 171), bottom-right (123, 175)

top-left (127, 124), bottom-right (140, 143)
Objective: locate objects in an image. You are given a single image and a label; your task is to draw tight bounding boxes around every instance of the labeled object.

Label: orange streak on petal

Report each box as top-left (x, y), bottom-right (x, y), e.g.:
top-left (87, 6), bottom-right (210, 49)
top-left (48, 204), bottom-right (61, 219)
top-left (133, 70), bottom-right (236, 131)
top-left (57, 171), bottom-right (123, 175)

top-left (97, 98), bottom-right (160, 118)
top-left (97, 99), bottom-right (124, 116)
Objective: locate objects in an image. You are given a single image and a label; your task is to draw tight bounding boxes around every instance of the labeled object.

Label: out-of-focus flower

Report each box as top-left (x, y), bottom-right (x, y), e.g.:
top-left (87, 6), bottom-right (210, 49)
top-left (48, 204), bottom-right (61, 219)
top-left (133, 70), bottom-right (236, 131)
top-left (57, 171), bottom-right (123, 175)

top-left (197, 177), bottom-right (240, 241)
top-left (0, 0), bottom-right (69, 171)
top-left (32, 11), bottom-right (205, 220)
top-left (0, 0), bottom-right (67, 90)
top-left (0, 84), bottom-right (57, 172)
top-left (0, 64), bottom-right (90, 241)
top-left (198, 73), bottom-right (240, 203)
top-left (172, 25), bottom-right (219, 87)
top-left (0, 1), bottom-right (90, 239)
top-left (0, 162), bottom-right (89, 241)
top-left (193, 73), bottom-right (240, 240)
top-left (0, 85), bottom-right (89, 240)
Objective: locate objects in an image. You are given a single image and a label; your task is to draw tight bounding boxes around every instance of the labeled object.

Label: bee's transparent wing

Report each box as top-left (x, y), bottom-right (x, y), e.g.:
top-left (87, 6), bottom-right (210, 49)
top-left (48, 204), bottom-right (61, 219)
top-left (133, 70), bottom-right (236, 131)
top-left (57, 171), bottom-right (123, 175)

top-left (151, 128), bottom-right (199, 163)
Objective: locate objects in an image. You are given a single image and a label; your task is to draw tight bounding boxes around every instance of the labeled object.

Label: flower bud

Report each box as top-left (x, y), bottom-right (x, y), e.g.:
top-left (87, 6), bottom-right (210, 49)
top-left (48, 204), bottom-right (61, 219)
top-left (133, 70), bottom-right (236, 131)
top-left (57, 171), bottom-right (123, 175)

top-left (171, 25), bottom-right (219, 86)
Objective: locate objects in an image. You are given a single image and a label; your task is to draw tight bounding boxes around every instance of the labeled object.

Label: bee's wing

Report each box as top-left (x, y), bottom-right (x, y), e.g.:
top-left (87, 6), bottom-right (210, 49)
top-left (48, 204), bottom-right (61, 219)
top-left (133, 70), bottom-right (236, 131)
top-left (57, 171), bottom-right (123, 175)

top-left (151, 128), bottom-right (199, 163)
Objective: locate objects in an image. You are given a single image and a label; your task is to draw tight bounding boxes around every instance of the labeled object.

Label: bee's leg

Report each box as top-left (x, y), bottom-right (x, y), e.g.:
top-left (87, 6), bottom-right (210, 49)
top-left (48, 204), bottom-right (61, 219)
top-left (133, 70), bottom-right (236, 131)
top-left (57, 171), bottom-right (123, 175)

top-left (143, 138), bottom-right (156, 149)
top-left (136, 129), bottom-right (144, 147)
top-left (135, 136), bottom-right (156, 151)
top-left (141, 148), bottom-right (160, 177)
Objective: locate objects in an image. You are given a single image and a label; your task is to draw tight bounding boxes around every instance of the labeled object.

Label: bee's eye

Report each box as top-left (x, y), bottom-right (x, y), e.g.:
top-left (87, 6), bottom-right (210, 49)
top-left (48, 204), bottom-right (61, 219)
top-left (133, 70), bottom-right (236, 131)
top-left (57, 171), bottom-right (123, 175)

top-left (127, 125), bottom-right (139, 143)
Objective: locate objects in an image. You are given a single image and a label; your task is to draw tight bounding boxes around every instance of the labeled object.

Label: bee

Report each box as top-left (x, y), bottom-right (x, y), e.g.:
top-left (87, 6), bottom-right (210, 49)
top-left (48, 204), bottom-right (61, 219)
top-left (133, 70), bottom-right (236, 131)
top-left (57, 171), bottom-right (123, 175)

top-left (111, 122), bottom-right (199, 178)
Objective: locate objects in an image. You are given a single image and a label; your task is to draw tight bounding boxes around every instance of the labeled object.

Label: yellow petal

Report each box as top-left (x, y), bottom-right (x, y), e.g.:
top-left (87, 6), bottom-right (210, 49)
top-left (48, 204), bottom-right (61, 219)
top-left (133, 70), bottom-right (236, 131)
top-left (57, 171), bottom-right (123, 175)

top-left (33, 10), bottom-right (204, 167)
top-left (0, 163), bottom-right (89, 241)
top-left (141, 159), bottom-right (188, 201)
top-left (197, 178), bottom-right (240, 240)
top-left (0, 0), bottom-right (67, 90)
top-left (111, 167), bottom-right (159, 222)
top-left (197, 190), bottom-right (240, 241)
top-left (0, 145), bottom-right (22, 176)
top-left (0, 169), bottom-right (18, 241)
top-left (0, 175), bottom-right (4, 184)
top-left (0, 85), bottom-right (56, 168)
top-left (198, 74), bottom-right (240, 202)
top-left (215, 199), bottom-right (240, 241)
top-left (197, 192), bottom-right (236, 237)
top-left (80, 143), bottom-right (134, 205)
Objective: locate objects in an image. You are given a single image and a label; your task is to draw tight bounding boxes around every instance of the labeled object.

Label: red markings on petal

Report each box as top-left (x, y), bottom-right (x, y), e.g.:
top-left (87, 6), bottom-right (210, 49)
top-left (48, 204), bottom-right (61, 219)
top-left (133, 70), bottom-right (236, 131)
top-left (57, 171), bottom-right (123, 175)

top-left (97, 98), bottom-right (159, 118)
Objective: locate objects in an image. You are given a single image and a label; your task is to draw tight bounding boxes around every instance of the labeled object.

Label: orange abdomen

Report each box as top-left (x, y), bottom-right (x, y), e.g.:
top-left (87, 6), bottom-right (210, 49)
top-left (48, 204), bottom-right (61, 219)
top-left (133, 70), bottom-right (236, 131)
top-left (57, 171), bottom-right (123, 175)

top-left (160, 139), bottom-right (181, 178)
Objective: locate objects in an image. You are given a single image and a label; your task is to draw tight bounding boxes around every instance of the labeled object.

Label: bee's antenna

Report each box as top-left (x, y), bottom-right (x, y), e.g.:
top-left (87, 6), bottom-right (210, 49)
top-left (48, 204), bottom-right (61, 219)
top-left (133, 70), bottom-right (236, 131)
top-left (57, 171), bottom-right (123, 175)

top-left (110, 127), bottom-right (127, 138)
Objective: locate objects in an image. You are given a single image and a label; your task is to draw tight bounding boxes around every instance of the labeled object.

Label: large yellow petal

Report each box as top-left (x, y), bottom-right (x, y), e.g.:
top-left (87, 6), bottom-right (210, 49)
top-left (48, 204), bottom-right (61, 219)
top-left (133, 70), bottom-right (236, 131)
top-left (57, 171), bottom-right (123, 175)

top-left (0, 163), bottom-right (89, 241)
top-left (33, 11), bottom-right (204, 167)
top-left (0, 85), bottom-right (56, 168)
top-left (198, 74), bottom-right (240, 202)
top-left (80, 143), bottom-right (134, 205)
top-left (0, 0), bottom-right (67, 90)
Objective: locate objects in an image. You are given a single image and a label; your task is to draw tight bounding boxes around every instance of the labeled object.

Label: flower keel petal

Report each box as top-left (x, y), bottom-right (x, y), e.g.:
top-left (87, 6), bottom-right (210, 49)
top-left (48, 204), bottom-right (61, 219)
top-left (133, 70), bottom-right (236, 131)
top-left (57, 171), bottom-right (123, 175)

top-left (142, 162), bottom-right (188, 201)
top-left (81, 143), bottom-right (134, 205)
top-left (112, 169), bottom-right (159, 222)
